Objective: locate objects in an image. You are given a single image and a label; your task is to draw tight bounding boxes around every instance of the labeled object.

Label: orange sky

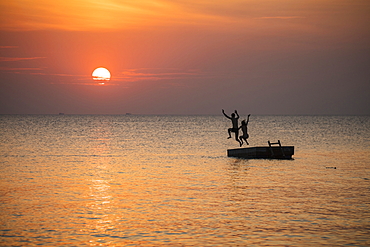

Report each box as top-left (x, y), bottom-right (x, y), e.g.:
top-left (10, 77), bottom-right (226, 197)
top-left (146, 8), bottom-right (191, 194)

top-left (0, 0), bottom-right (369, 114)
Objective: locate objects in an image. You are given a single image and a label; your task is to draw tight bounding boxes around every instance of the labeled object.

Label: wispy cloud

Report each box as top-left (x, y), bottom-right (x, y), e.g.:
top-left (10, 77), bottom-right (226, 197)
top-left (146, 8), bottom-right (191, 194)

top-left (28, 68), bottom-right (212, 86)
top-left (117, 68), bottom-right (209, 82)
top-left (0, 57), bottom-right (46, 62)
top-left (0, 0), bottom-right (247, 31)
top-left (0, 67), bottom-right (43, 71)
top-left (1, 0), bottom-right (178, 31)
top-left (0, 0), bottom-right (367, 33)
top-left (256, 16), bottom-right (306, 20)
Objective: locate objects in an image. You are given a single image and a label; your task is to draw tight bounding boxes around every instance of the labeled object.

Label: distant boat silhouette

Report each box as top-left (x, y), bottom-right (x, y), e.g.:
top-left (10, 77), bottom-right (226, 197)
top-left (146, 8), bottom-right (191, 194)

top-left (59, 113), bottom-right (65, 115)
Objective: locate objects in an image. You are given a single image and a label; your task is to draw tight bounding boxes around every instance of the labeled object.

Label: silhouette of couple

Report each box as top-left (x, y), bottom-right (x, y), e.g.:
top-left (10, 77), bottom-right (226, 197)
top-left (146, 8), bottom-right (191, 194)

top-left (222, 109), bottom-right (250, 147)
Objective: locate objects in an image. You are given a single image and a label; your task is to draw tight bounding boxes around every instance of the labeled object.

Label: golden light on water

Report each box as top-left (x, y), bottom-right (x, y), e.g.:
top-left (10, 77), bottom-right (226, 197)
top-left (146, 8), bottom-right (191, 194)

top-left (1, 115), bottom-right (369, 246)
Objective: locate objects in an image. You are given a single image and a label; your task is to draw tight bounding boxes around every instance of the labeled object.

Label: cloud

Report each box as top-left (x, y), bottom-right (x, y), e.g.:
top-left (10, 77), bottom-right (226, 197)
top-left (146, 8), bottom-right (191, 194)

top-left (0, 57), bottom-right (46, 62)
top-left (117, 68), bottom-right (210, 82)
top-left (1, 0), bottom-right (368, 36)
top-left (0, 67), bottom-right (43, 71)
top-left (38, 68), bottom-right (212, 86)
top-left (0, 0), bottom-right (182, 31)
top-left (0, 0), bottom-right (253, 31)
top-left (256, 16), bottom-right (306, 20)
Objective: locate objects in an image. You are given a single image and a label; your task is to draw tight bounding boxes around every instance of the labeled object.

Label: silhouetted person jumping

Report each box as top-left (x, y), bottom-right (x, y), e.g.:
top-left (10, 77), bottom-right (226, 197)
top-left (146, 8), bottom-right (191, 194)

top-left (222, 109), bottom-right (242, 146)
top-left (239, 114), bottom-right (251, 146)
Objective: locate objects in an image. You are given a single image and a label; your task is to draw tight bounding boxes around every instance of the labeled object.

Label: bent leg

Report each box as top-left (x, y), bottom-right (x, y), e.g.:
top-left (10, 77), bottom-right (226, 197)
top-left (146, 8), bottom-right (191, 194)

top-left (227, 128), bottom-right (232, 138)
top-left (241, 136), bottom-right (249, 145)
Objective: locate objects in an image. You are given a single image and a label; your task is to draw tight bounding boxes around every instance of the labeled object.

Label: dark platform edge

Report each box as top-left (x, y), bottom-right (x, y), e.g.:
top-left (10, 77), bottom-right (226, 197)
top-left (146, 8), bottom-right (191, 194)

top-left (227, 146), bottom-right (294, 159)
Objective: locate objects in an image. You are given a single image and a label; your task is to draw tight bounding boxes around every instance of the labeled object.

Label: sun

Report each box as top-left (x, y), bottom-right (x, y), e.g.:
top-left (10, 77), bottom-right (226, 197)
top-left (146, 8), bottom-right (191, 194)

top-left (92, 67), bottom-right (111, 84)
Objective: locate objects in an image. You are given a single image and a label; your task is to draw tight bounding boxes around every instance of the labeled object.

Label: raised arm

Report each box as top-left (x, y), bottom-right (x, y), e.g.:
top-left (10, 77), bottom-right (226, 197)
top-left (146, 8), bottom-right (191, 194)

top-left (222, 109), bottom-right (231, 119)
top-left (246, 114), bottom-right (251, 124)
top-left (235, 110), bottom-right (240, 119)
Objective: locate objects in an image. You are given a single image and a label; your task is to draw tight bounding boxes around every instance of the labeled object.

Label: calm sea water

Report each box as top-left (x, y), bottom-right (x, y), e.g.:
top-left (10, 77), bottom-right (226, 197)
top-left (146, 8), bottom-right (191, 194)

top-left (0, 115), bottom-right (369, 246)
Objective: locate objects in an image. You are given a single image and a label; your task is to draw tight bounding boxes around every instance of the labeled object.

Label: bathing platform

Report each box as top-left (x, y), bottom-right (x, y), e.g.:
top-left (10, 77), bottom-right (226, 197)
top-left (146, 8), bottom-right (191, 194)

top-left (227, 140), bottom-right (294, 159)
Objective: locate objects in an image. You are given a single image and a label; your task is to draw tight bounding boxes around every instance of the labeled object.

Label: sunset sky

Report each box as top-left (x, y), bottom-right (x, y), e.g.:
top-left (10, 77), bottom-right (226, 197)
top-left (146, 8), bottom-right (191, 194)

top-left (1, 0), bottom-right (369, 115)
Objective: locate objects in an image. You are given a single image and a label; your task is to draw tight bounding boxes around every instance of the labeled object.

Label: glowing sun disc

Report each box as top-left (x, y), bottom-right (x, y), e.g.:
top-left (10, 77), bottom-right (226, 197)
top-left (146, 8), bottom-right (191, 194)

top-left (92, 67), bottom-right (111, 81)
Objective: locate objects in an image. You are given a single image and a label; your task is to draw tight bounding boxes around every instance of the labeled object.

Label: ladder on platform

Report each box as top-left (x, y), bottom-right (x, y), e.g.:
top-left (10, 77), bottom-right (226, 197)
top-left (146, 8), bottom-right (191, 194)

top-left (268, 140), bottom-right (286, 158)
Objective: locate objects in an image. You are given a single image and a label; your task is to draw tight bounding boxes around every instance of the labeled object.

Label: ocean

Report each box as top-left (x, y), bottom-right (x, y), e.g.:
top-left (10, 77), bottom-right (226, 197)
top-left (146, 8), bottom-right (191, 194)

top-left (0, 115), bottom-right (369, 246)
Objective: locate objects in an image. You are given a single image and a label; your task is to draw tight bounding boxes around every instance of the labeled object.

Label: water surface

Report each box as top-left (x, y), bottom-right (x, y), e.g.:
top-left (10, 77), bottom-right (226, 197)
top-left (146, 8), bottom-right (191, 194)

top-left (1, 115), bottom-right (369, 246)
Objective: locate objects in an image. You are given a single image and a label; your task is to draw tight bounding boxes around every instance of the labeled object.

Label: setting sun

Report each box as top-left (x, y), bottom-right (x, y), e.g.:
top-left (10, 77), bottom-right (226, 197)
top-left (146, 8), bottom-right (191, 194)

top-left (92, 67), bottom-right (111, 83)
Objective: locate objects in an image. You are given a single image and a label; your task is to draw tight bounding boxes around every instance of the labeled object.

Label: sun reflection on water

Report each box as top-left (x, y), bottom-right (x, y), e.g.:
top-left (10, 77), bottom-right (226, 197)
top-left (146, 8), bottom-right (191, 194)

top-left (0, 115), bottom-right (369, 246)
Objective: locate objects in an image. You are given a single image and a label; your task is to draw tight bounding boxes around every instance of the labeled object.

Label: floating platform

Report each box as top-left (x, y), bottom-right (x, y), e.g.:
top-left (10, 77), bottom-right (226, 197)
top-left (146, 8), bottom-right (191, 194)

top-left (227, 140), bottom-right (294, 159)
